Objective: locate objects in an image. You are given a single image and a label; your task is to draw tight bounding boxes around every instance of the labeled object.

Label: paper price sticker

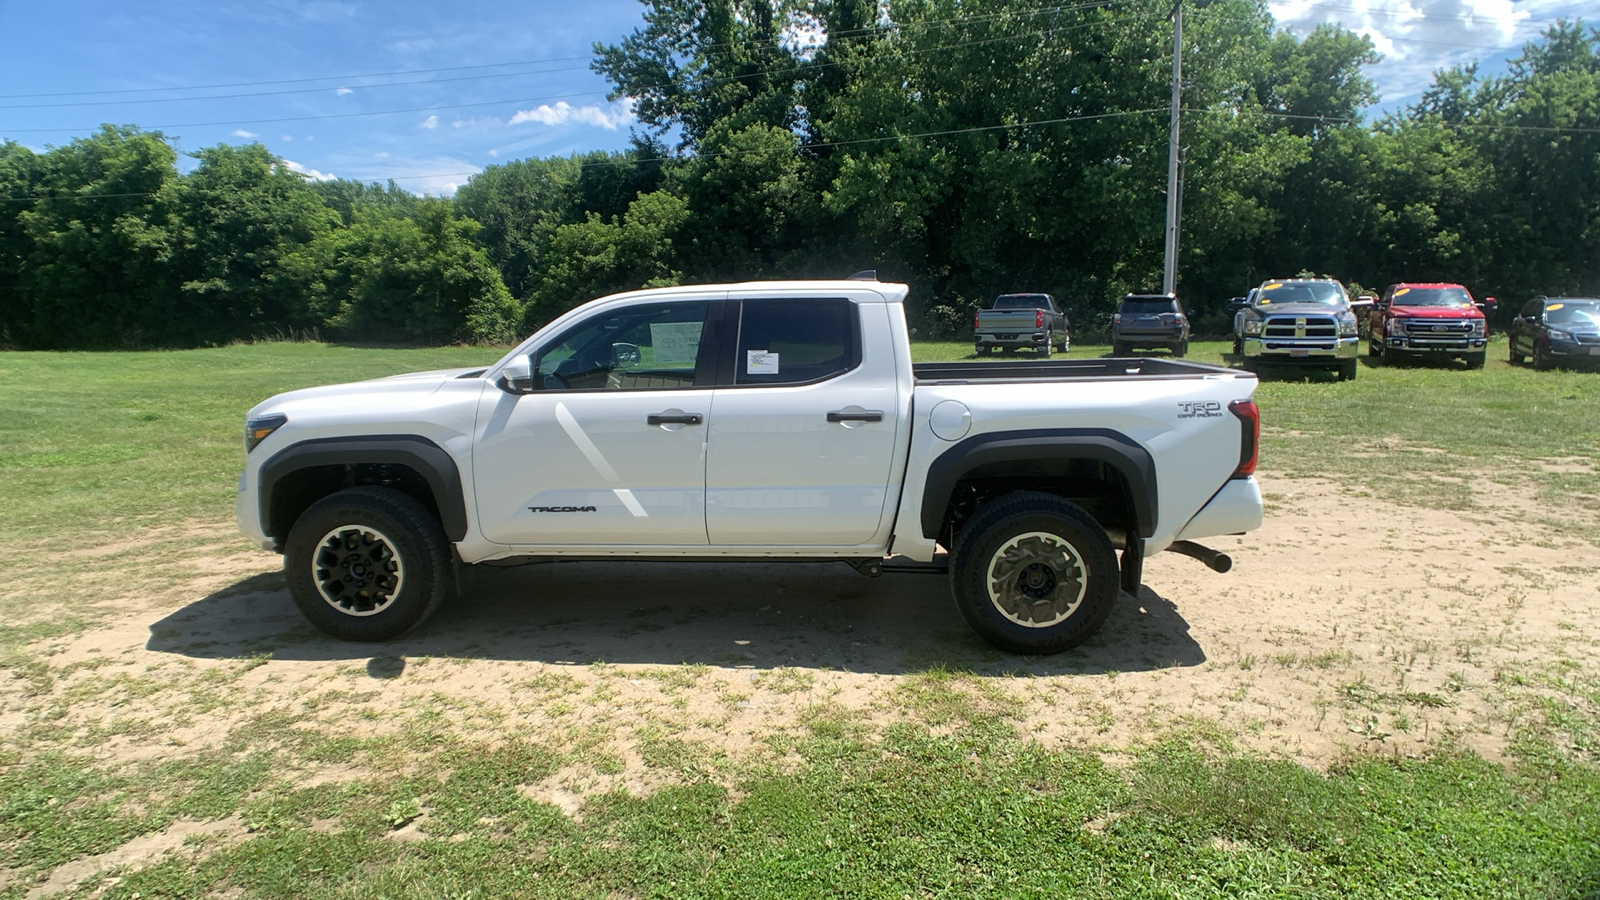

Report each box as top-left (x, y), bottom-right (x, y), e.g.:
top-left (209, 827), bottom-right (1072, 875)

top-left (746, 350), bottom-right (780, 374)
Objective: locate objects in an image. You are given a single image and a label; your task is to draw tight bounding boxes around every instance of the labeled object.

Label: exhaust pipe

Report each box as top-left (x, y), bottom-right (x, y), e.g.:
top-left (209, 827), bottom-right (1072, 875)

top-left (1166, 540), bottom-right (1233, 573)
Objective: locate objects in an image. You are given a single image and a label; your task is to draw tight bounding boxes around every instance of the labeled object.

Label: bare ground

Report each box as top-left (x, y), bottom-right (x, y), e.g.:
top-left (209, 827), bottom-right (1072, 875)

top-left (3, 469), bottom-right (1598, 889)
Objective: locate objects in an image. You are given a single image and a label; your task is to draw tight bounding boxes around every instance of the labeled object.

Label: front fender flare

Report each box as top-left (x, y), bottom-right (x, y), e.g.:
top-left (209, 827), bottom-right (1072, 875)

top-left (259, 435), bottom-right (468, 544)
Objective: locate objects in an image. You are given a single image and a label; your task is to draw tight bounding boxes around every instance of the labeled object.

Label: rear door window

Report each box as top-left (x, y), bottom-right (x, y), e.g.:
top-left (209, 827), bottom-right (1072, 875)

top-left (730, 299), bottom-right (860, 386)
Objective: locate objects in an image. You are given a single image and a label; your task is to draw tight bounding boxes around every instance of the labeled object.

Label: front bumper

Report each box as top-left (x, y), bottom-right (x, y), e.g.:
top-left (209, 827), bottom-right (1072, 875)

top-left (1241, 336), bottom-right (1359, 362)
top-left (236, 470), bottom-right (276, 552)
top-left (1386, 336), bottom-right (1487, 354)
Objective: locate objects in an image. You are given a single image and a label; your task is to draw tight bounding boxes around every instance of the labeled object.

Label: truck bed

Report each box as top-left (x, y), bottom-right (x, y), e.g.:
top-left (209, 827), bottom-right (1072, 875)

top-left (914, 357), bottom-right (1241, 383)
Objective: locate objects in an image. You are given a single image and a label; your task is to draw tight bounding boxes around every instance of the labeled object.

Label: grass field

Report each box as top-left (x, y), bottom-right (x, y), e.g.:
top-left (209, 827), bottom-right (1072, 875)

top-left (1, 339), bottom-right (1598, 898)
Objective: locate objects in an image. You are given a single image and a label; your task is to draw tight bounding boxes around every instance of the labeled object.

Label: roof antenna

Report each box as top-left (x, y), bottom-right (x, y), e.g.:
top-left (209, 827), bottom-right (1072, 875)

top-left (847, 270), bottom-right (878, 281)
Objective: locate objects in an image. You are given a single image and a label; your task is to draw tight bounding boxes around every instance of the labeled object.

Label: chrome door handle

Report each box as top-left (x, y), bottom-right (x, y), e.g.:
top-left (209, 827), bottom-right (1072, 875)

top-left (647, 413), bottom-right (703, 426)
top-left (827, 410), bottom-right (884, 423)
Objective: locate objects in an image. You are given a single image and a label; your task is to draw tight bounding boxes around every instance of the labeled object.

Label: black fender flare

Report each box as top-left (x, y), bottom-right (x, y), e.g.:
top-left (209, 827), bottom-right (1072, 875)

top-left (920, 428), bottom-right (1157, 539)
top-left (259, 435), bottom-right (468, 543)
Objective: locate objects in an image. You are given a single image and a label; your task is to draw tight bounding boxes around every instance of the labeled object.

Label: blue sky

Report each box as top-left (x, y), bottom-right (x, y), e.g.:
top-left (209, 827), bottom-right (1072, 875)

top-left (0, 0), bottom-right (1587, 196)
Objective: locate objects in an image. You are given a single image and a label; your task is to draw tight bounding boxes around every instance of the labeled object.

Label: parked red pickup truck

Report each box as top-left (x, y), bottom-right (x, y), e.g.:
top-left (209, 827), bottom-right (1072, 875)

top-left (1367, 283), bottom-right (1494, 368)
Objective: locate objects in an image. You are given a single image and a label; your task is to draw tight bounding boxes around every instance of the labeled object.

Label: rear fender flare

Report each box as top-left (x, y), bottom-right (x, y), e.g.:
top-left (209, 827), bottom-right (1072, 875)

top-left (920, 428), bottom-right (1157, 539)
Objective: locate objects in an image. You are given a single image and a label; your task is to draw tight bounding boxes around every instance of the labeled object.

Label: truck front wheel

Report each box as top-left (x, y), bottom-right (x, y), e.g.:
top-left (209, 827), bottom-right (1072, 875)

top-left (948, 492), bottom-right (1118, 655)
top-left (284, 486), bottom-right (452, 642)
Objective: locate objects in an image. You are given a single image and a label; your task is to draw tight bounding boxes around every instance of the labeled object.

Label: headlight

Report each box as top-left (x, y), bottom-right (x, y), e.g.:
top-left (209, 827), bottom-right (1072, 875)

top-left (1471, 319), bottom-right (1486, 337)
top-left (245, 414), bottom-right (288, 452)
top-left (1549, 329), bottom-right (1576, 343)
top-left (1338, 312), bottom-right (1358, 337)
top-left (1388, 318), bottom-right (1408, 336)
top-left (1243, 320), bottom-right (1263, 336)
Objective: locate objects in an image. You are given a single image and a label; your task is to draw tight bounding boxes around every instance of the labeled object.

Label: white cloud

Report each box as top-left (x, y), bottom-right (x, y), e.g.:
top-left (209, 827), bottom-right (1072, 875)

top-left (336, 87), bottom-right (353, 96)
top-left (488, 149), bottom-right (498, 157)
top-left (282, 160), bottom-right (336, 182)
top-left (509, 100), bottom-right (634, 130)
top-left (1268, 0), bottom-right (1555, 107)
top-left (375, 151), bottom-right (389, 158)
top-left (231, 129), bottom-right (259, 138)
top-left (421, 115), bottom-right (439, 129)
top-left (281, 134), bottom-right (293, 142)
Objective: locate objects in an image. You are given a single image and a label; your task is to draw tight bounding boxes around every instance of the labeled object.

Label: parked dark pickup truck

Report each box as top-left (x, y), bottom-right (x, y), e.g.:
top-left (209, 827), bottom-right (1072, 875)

top-left (974, 293), bottom-right (1070, 357)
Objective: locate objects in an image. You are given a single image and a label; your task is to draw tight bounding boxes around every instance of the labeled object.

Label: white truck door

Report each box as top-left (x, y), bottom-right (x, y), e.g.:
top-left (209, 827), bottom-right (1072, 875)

top-left (705, 296), bottom-right (901, 546)
top-left (473, 298), bottom-right (718, 545)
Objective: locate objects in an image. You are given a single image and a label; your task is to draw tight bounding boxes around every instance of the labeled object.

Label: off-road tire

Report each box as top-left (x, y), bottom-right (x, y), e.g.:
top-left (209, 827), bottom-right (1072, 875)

top-left (1173, 339), bottom-right (1188, 358)
top-left (1232, 336), bottom-right (1243, 355)
top-left (1039, 340), bottom-right (1052, 358)
top-left (284, 486), bottom-right (451, 642)
top-left (948, 492), bottom-right (1118, 655)
top-left (1465, 351), bottom-right (1486, 370)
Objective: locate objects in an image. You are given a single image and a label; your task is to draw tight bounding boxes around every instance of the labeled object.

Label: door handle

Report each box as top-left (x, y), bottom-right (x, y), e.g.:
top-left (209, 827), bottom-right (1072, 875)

top-left (647, 413), bottom-right (703, 426)
top-left (827, 410), bottom-right (884, 423)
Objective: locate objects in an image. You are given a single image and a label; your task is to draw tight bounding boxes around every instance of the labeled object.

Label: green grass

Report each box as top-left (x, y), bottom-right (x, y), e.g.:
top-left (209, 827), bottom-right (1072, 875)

top-left (1, 338), bottom-right (1598, 897)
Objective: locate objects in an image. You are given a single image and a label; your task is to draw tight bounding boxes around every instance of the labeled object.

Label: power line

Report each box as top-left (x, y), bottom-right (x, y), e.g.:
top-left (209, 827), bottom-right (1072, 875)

top-left (0, 16), bottom-right (1152, 135)
top-left (8, 101), bottom-right (1598, 205)
top-left (0, 0), bottom-right (1126, 103)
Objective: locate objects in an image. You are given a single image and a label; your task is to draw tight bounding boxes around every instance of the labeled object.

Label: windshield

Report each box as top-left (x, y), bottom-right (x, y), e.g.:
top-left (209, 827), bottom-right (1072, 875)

top-left (1391, 287), bottom-right (1473, 308)
top-left (993, 295), bottom-right (1052, 310)
top-left (1546, 300), bottom-right (1600, 326)
top-left (1120, 299), bottom-right (1178, 315)
top-left (1255, 282), bottom-right (1344, 305)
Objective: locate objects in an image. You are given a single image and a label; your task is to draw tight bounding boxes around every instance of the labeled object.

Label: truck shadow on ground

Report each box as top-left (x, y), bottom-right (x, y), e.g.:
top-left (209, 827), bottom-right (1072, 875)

top-left (147, 561), bottom-right (1206, 677)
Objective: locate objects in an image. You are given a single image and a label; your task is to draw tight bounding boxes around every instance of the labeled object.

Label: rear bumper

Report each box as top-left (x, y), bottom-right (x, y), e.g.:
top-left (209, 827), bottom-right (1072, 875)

top-left (976, 332), bottom-right (1050, 347)
top-left (1175, 477), bottom-right (1263, 542)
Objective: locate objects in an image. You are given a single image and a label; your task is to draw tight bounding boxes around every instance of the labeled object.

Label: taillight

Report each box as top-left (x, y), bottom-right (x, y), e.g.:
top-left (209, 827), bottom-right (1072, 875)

top-left (1229, 400), bottom-right (1259, 477)
top-left (1035, 310), bottom-right (1044, 328)
top-left (974, 310), bottom-right (981, 329)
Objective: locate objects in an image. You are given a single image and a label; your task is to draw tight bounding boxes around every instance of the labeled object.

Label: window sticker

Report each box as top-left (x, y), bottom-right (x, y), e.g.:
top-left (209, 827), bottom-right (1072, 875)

top-left (1263, 283), bottom-right (1283, 290)
top-left (1546, 303), bottom-right (1565, 311)
top-left (649, 322), bottom-right (702, 367)
top-left (1394, 287), bottom-right (1410, 296)
top-left (746, 350), bottom-right (780, 374)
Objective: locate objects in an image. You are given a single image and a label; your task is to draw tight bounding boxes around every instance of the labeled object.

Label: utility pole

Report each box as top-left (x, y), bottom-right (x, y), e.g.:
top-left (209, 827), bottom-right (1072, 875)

top-left (1162, 0), bottom-right (1183, 295)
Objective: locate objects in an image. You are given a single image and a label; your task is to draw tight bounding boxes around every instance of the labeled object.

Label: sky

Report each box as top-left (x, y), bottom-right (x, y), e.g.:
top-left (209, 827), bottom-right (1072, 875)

top-left (0, 0), bottom-right (1590, 196)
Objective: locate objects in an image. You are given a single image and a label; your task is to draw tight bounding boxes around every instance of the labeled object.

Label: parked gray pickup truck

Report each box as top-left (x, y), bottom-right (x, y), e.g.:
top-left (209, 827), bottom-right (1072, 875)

top-left (974, 293), bottom-right (1070, 357)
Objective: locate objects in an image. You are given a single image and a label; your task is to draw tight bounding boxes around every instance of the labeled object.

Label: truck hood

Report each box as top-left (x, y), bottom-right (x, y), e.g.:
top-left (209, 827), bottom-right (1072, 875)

top-left (1250, 302), bottom-right (1346, 317)
top-left (1389, 305), bottom-right (1483, 320)
top-left (249, 367), bottom-right (486, 417)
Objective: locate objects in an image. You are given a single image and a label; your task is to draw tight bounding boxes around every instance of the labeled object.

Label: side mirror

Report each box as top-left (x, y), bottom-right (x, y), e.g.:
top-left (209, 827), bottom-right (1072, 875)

top-left (1228, 297), bottom-right (1247, 310)
top-left (498, 355), bottom-right (534, 394)
top-left (1478, 297), bottom-right (1498, 314)
top-left (611, 342), bottom-right (642, 368)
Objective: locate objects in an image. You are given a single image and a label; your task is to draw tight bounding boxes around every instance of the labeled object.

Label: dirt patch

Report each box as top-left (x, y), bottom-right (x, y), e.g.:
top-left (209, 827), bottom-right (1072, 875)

top-left (19, 815), bottom-right (249, 899)
top-left (4, 472), bottom-right (1597, 803)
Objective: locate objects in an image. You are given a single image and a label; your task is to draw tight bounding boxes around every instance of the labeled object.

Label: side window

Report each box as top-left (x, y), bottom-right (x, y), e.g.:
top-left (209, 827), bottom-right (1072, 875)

top-left (535, 301), bottom-right (709, 391)
top-left (1521, 299), bottom-right (1543, 319)
top-left (733, 299), bottom-right (860, 386)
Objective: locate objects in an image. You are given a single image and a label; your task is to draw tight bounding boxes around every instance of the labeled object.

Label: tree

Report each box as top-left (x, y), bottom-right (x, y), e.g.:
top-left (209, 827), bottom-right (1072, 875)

top-left (174, 143), bottom-right (340, 341)
top-left (529, 190), bottom-right (689, 326)
top-left (283, 200), bottom-right (521, 344)
top-left (13, 126), bottom-right (182, 348)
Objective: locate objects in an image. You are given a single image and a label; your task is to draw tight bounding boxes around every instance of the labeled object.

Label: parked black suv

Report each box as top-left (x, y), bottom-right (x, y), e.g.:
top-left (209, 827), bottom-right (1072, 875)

top-left (1112, 293), bottom-right (1189, 357)
top-left (1510, 296), bottom-right (1600, 370)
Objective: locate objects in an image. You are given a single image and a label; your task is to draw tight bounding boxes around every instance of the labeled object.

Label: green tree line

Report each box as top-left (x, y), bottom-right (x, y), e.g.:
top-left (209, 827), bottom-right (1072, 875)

top-left (1, 0), bottom-right (1596, 349)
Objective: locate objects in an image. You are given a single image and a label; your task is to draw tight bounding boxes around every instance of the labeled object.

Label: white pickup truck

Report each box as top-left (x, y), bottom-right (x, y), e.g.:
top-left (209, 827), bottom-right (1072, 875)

top-left (238, 278), bottom-right (1263, 654)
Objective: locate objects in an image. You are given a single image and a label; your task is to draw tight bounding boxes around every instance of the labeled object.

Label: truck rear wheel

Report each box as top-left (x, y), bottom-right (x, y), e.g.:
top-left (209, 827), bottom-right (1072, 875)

top-left (1112, 340), bottom-right (1129, 356)
top-left (284, 486), bottom-right (451, 642)
top-left (1039, 340), bottom-right (1052, 358)
top-left (948, 492), bottom-right (1118, 655)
